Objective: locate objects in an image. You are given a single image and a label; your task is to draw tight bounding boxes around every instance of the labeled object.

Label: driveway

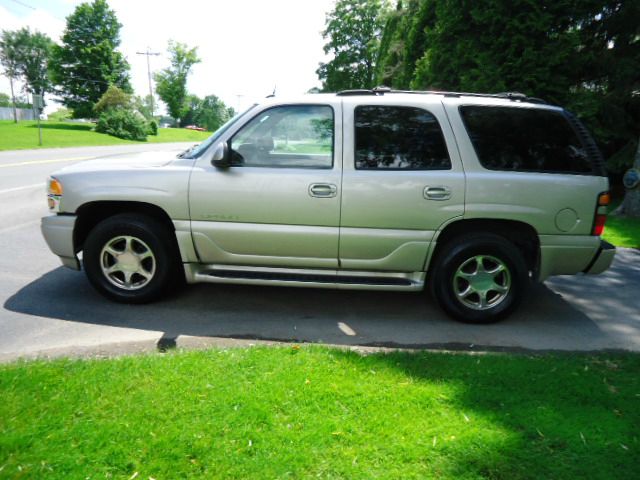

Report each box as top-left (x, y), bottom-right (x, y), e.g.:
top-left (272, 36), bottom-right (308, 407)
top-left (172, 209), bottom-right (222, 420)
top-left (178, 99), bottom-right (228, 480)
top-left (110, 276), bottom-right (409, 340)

top-left (1, 145), bottom-right (639, 360)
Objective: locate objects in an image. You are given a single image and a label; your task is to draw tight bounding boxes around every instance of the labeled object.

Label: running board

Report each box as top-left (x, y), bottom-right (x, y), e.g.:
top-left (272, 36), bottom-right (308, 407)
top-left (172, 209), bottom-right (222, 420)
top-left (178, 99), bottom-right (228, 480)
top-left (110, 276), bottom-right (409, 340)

top-left (184, 264), bottom-right (425, 291)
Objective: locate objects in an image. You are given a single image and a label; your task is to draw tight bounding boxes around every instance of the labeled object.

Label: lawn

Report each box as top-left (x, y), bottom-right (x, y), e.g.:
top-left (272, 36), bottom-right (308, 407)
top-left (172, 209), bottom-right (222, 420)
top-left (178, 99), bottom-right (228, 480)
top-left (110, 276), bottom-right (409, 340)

top-left (603, 208), bottom-right (640, 249)
top-left (1, 347), bottom-right (638, 479)
top-left (0, 120), bottom-right (210, 151)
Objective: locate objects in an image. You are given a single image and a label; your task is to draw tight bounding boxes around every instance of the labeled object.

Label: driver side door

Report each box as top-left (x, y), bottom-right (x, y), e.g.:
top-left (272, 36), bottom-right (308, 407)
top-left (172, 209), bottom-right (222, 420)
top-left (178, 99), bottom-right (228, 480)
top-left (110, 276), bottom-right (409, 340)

top-left (188, 102), bottom-right (342, 269)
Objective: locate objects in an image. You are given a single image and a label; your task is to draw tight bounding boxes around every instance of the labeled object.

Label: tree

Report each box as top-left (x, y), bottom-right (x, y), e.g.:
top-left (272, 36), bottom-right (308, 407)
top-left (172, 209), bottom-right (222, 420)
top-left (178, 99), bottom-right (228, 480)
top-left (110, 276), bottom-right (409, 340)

top-left (132, 94), bottom-right (157, 120)
top-left (0, 30), bottom-right (21, 122)
top-left (194, 95), bottom-right (233, 131)
top-left (50, 0), bottom-right (131, 118)
top-left (374, 0), bottom-right (640, 216)
top-left (154, 41), bottom-right (201, 126)
top-left (94, 84), bottom-right (131, 114)
top-left (316, 0), bottom-right (390, 92)
top-left (13, 28), bottom-right (54, 104)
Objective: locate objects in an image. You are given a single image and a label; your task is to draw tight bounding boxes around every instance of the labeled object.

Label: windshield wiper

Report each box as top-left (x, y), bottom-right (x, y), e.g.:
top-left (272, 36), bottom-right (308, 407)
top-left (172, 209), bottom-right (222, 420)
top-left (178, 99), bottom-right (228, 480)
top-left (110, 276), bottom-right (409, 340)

top-left (177, 144), bottom-right (200, 159)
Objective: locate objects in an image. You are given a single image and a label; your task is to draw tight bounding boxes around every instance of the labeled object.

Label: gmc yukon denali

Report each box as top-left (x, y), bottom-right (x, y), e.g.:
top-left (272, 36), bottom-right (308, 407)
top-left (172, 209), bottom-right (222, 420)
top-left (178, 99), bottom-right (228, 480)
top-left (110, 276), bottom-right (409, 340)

top-left (41, 88), bottom-right (616, 323)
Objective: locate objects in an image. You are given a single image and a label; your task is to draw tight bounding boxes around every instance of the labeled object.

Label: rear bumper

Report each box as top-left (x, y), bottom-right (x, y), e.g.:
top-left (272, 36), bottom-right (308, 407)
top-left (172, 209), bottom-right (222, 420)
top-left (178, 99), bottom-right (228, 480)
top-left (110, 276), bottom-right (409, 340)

top-left (41, 214), bottom-right (80, 270)
top-left (537, 235), bottom-right (616, 281)
top-left (583, 240), bottom-right (616, 275)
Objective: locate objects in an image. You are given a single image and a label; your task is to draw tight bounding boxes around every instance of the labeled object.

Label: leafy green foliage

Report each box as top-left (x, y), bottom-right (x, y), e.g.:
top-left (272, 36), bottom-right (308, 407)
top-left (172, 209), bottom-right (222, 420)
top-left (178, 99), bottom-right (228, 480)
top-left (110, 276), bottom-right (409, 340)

top-left (0, 348), bottom-right (638, 478)
top-left (50, 0), bottom-right (131, 119)
top-left (147, 119), bottom-right (158, 136)
top-left (132, 94), bottom-right (157, 120)
top-left (47, 107), bottom-right (72, 122)
top-left (94, 84), bottom-right (131, 115)
top-left (317, 0), bottom-right (390, 91)
top-left (11, 28), bottom-right (54, 100)
top-left (0, 30), bottom-right (20, 79)
top-left (95, 107), bottom-right (148, 141)
top-left (182, 94), bottom-right (234, 131)
top-left (154, 41), bottom-right (201, 125)
top-left (374, 1), bottom-right (640, 174)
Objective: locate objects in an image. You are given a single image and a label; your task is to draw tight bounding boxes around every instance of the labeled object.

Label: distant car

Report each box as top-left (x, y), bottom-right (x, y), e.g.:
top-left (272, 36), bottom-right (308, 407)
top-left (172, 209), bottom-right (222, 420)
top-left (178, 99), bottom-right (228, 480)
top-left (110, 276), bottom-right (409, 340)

top-left (41, 88), bottom-right (615, 323)
top-left (185, 125), bottom-right (206, 131)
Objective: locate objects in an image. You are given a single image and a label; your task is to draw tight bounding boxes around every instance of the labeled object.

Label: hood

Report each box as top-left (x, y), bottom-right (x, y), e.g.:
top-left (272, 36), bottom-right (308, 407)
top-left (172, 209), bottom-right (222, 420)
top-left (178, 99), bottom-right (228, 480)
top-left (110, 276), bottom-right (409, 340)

top-left (56, 150), bottom-right (183, 174)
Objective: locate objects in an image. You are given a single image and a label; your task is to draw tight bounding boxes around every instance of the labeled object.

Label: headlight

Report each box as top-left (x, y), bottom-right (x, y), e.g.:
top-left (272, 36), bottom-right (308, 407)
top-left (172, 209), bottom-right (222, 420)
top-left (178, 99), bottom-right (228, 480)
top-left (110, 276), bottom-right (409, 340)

top-left (47, 177), bottom-right (63, 212)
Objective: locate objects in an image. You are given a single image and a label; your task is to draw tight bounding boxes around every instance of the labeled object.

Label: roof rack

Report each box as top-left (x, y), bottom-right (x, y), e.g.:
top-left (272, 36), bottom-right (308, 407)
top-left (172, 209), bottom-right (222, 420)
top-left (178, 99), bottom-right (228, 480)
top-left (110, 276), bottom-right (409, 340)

top-left (336, 86), bottom-right (547, 104)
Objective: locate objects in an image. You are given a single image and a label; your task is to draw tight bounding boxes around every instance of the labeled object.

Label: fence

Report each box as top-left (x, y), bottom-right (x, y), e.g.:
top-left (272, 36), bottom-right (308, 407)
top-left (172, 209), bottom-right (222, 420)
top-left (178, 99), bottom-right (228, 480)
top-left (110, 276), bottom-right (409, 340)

top-left (0, 107), bottom-right (36, 121)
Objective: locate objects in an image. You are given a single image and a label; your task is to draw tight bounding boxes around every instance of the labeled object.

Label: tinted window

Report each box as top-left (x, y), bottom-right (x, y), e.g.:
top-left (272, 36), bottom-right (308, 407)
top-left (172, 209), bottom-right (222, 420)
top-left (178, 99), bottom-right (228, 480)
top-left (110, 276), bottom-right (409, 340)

top-left (229, 105), bottom-right (333, 168)
top-left (460, 106), bottom-right (593, 174)
top-left (355, 106), bottom-right (451, 170)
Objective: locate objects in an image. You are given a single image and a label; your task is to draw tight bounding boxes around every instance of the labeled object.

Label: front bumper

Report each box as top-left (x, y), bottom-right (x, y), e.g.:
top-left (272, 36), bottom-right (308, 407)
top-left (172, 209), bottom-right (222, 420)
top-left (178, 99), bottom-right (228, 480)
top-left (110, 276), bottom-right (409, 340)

top-left (583, 240), bottom-right (616, 275)
top-left (41, 214), bottom-right (80, 270)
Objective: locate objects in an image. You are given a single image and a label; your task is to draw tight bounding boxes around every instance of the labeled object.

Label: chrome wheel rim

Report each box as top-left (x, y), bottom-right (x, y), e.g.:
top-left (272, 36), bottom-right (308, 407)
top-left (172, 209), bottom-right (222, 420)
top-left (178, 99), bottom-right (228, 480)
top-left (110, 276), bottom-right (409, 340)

top-left (453, 255), bottom-right (511, 311)
top-left (100, 236), bottom-right (156, 291)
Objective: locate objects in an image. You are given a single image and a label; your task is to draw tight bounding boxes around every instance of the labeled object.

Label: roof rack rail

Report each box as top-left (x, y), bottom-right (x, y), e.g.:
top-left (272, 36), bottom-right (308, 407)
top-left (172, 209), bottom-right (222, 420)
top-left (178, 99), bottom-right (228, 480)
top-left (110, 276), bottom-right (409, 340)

top-left (336, 87), bottom-right (547, 104)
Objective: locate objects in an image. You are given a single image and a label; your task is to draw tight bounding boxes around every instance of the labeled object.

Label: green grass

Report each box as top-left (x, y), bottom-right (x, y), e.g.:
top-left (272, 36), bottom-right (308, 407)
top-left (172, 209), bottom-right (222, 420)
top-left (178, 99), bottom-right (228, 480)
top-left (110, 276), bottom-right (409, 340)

top-left (1, 347), bottom-right (638, 479)
top-left (0, 120), bottom-right (210, 150)
top-left (603, 204), bottom-right (640, 248)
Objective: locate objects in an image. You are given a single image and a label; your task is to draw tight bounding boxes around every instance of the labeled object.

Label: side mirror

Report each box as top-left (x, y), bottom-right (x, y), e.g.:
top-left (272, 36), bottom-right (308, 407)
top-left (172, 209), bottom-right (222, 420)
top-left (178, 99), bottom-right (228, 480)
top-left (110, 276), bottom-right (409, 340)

top-left (211, 142), bottom-right (229, 168)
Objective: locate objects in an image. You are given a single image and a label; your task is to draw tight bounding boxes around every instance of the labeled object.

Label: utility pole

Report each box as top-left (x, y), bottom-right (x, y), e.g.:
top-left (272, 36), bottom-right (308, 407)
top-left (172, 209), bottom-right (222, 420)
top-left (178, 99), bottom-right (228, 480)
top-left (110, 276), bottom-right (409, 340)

top-left (136, 48), bottom-right (160, 117)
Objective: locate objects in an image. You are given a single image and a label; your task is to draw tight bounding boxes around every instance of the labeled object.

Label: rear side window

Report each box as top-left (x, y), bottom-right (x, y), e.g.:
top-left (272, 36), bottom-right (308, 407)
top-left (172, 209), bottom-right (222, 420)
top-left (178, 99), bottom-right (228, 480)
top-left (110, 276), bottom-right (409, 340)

top-left (459, 106), bottom-right (594, 174)
top-left (355, 106), bottom-right (451, 170)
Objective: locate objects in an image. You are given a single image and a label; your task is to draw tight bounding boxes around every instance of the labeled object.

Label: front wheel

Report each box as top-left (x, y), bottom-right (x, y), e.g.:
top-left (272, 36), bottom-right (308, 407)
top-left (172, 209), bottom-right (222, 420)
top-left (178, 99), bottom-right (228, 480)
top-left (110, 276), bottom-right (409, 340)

top-left (83, 214), bottom-right (180, 303)
top-left (430, 233), bottom-right (529, 323)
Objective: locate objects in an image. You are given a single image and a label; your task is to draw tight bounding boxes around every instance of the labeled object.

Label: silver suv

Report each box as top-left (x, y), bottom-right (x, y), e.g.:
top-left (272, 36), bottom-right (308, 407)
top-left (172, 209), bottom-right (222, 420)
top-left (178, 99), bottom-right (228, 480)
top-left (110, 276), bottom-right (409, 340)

top-left (41, 89), bottom-right (616, 323)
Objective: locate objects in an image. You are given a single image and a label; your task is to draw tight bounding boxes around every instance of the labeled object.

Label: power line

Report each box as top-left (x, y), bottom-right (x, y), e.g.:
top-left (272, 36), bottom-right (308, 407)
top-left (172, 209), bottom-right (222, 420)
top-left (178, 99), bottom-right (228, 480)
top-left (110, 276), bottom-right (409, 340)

top-left (6, 0), bottom-right (36, 11)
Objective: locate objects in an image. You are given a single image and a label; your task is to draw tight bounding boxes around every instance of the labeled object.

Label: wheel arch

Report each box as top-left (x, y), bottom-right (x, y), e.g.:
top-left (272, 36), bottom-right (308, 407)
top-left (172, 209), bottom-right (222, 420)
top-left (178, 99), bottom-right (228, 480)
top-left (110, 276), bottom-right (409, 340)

top-left (74, 201), bottom-right (176, 254)
top-left (426, 218), bottom-right (540, 278)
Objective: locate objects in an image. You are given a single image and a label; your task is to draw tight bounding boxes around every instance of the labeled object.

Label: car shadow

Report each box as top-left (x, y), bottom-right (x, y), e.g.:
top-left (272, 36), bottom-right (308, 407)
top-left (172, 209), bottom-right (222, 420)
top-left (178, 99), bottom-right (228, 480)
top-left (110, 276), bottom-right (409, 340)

top-left (3, 265), bottom-right (615, 353)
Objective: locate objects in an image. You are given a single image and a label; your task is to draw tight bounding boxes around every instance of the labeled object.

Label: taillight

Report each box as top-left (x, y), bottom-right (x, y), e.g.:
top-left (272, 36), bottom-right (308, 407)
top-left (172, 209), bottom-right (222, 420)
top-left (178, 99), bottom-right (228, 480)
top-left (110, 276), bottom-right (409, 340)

top-left (592, 192), bottom-right (609, 236)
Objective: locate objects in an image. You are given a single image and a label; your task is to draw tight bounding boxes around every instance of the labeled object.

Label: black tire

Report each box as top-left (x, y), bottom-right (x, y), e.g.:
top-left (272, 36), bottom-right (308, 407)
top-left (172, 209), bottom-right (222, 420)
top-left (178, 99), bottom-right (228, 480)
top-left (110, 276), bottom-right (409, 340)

top-left (83, 213), bottom-right (181, 304)
top-left (429, 233), bottom-right (529, 323)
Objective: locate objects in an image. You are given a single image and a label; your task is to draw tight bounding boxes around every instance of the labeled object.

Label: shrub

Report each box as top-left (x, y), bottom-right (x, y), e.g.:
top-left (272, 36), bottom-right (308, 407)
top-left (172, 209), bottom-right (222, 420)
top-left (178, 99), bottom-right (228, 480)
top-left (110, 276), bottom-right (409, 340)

top-left (147, 119), bottom-right (158, 136)
top-left (48, 107), bottom-right (72, 122)
top-left (95, 107), bottom-right (148, 141)
top-left (94, 85), bottom-right (131, 115)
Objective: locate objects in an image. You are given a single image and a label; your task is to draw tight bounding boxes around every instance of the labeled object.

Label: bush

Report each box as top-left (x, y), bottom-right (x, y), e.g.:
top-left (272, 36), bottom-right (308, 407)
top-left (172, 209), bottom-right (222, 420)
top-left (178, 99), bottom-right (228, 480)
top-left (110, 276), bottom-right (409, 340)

top-left (48, 107), bottom-right (72, 122)
top-left (94, 85), bottom-right (131, 115)
top-left (147, 119), bottom-right (158, 136)
top-left (95, 107), bottom-right (148, 141)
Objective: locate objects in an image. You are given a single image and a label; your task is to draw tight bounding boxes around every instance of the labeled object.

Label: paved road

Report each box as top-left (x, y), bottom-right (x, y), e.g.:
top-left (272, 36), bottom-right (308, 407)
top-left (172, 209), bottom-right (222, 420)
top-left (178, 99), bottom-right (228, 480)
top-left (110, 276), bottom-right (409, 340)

top-left (1, 144), bottom-right (639, 361)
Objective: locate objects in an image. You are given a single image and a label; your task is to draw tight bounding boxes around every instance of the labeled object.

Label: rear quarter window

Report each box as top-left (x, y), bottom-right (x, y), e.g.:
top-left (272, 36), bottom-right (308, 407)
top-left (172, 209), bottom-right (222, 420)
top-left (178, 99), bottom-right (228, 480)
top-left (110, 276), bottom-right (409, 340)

top-left (459, 106), bottom-right (596, 175)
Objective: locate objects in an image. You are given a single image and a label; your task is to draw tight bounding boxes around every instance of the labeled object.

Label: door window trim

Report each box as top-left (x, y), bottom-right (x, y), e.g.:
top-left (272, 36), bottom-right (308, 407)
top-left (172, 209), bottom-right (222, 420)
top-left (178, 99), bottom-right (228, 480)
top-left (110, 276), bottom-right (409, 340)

top-left (228, 103), bottom-right (336, 170)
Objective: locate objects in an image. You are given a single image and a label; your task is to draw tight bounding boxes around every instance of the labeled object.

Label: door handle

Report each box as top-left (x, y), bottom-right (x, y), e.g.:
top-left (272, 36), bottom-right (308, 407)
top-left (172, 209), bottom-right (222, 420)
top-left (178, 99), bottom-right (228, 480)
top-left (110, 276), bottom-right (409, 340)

top-left (424, 186), bottom-right (452, 201)
top-left (309, 183), bottom-right (337, 198)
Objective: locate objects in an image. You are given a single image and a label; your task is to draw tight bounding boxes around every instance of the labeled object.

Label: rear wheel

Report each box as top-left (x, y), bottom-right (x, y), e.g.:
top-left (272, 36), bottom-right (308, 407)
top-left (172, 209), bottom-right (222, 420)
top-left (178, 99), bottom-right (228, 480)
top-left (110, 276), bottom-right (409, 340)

top-left (83, 214), bottom-right (180, 303)
top-left (430, 233), bottom-right (529, 323)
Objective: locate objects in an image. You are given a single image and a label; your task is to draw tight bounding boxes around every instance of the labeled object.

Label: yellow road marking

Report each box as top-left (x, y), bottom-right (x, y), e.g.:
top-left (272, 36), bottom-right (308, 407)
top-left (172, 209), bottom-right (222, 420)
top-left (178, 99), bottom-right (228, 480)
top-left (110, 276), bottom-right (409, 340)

top-left (0, 156), bottom-right (94, 168)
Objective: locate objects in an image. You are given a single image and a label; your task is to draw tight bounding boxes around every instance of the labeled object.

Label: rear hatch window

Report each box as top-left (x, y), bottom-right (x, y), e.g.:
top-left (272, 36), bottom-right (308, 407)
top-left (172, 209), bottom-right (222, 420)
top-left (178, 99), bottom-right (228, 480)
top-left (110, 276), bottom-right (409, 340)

top-left (459, 105), bottom-right (606, 176)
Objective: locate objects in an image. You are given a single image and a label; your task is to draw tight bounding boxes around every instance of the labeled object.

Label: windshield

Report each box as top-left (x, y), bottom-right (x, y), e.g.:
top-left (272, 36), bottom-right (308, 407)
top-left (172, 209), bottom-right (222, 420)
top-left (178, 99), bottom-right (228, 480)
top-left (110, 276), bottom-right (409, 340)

top-left (181, 104), bottom-right (258, 159)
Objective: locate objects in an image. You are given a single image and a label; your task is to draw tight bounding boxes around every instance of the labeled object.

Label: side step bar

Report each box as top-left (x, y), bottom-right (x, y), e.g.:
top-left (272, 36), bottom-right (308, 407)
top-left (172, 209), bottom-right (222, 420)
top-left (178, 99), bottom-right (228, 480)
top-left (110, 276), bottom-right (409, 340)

top-left (184, 264), bottom-right (425, 291)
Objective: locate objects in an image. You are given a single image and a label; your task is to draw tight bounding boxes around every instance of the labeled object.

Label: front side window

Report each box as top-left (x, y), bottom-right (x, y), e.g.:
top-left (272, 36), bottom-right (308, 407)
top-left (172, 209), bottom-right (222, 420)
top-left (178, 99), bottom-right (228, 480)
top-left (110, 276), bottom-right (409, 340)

top-left (355, 105), bottom-right (451, 170)
top-left (459, 106), bottom-right (593, 174)
top-left (229, 105), bottom-right (334, 168)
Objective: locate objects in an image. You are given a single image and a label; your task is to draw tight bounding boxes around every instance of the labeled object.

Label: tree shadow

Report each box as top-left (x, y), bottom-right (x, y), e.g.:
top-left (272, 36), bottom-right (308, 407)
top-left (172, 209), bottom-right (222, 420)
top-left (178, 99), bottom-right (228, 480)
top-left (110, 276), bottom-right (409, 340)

top-left (321, 347), bottom-right (638, 478)
top-left (28, 123), bottom-right (93, 132)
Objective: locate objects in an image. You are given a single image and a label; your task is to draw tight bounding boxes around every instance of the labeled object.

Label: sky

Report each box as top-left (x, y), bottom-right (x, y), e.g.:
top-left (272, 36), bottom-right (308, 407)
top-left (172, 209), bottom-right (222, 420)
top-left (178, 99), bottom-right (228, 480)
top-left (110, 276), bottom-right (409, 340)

top-left (0, 0), bottom-right (336, 114)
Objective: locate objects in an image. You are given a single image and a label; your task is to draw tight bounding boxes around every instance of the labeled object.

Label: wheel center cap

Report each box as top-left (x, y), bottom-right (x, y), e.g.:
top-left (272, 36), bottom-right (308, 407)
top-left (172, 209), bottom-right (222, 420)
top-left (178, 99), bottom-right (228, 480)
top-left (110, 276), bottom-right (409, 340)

top-left (117, 252), bottom-right (139, 272)
top-left (471, 271), bottom-right (494, 292)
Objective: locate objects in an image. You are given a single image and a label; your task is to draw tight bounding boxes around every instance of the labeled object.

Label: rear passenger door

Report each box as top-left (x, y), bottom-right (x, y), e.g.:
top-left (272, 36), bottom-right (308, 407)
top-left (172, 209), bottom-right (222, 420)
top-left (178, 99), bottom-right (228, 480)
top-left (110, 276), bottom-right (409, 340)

top-left (339, 98), bottom-right (465, 272)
